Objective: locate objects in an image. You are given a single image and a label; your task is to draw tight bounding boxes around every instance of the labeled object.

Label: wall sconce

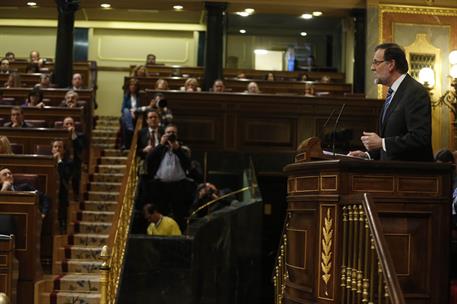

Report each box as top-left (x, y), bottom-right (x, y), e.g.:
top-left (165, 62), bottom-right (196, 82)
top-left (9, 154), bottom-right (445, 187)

top-left (435, 50), bottom-right (457, 115)
top-left (418, 67), bottom-right (435, 95)
top-left (449, 50), bottom-right (457, 92)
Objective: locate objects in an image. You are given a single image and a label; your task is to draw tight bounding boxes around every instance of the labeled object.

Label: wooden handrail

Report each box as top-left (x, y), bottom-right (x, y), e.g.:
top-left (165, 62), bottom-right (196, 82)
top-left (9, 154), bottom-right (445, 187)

top-left (100, 116), bottom-right (143, 304)
top-left (361, 193), bottom-right (405, 304)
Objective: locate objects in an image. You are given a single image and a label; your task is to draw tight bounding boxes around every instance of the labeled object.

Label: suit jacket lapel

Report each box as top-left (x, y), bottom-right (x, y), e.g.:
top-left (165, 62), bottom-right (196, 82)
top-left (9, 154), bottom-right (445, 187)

top-left (380, 74), bottom-right (410, 134)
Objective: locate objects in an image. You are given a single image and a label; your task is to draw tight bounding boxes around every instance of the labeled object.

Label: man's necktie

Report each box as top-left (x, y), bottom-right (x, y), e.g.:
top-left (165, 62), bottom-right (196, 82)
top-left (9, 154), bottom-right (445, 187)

top-left (381, 87), bottom-right (394, 124)
top-left (149, 130), bottom-right (156, 147)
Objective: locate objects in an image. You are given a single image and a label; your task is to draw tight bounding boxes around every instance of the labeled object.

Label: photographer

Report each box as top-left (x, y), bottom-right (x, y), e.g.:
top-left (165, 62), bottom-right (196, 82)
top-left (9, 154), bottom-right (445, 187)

top-left (145, 124), bottom-right (193, 231)
top-left (137, 93), bottom-right (173, 128)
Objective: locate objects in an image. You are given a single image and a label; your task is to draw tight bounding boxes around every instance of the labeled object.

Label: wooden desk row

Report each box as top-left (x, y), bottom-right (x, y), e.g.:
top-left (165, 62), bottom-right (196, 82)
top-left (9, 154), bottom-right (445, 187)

top-left (127, 76), bottom-right (352, 96)
top-left (141, 90), bottom-right (382, 155)
top-left (130, 65), bottom-right (345, 82)
top-left (7, 61), bottom-right (97, 89)
top-left (0, 191), bottom-right (43, 304)
top-left (0, 88), bottom-right (95, 149)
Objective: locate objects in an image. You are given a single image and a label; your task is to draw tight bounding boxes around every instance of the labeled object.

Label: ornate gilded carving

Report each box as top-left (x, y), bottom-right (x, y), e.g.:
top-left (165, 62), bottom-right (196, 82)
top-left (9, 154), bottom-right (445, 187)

top-left (321, 208), bottom-right (333, 294)
top-left (379, 4), bottom-right (457, 17)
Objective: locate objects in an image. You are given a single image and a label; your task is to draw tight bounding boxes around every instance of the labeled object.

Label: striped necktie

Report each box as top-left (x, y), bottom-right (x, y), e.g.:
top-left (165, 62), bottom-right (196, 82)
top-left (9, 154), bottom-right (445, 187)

top-left (381, 88), bottom-right (394, 124)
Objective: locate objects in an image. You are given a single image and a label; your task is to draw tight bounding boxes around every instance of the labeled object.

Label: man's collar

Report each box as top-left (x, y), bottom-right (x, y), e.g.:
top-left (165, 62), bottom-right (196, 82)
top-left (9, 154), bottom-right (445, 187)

top-left (390, 74), bottom-right (407, 92)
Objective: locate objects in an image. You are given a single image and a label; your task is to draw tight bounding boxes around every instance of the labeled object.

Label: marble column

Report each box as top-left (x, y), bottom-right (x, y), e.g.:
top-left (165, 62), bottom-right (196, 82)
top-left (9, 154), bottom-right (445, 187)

top-left (54, 0), bottom-right (79, 88)
top-left (204, 2), bottom-right (227, 91)
top-left (352, 9), bottom-right (366, 94)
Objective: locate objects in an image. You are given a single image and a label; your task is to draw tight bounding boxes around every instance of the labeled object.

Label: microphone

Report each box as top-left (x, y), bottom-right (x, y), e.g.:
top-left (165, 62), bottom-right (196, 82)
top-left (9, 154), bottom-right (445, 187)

top-left (319, 108), bottom-right (336, 140)
top-left (332, 103), bottom-right (346, 156)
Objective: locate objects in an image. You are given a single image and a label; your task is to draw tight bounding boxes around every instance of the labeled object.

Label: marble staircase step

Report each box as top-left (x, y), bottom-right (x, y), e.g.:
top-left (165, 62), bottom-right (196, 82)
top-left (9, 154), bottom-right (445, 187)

top-left (91, 173), bottom-right (124, 183)
top-left (81, 201), bottom-right (117, 212)
top-left (97, 164), bottom-right (126, 174)
top-left (99, 156), bottom-right (127, 165)
top-left (77, 210), bottom-right (115, 222)
top-left (69, 233), bottom-right (108, 247)
top-left (103, 149), bottom-right (129, 157)
top-left (40, 291), bottom-right (100, 304)
top-left (89, 181), bottom-right (121, 192)
top-left (71, 221), bottom-right (112, 234)
top-left (87, 191), bottom-right (120, 201)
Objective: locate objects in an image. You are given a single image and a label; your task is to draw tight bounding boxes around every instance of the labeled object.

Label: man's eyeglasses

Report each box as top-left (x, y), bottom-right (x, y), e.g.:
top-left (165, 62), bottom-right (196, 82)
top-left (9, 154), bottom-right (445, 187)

top-left (372, 59), bottom-right (388, 66)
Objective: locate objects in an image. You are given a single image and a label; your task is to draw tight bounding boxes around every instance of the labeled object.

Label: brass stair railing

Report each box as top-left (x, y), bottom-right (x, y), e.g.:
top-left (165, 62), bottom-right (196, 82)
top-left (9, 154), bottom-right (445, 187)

top-left (272, 212), bottom-right (290, 304)
top-left (340, 193), bottom-right (405, 304)
top-left (99, 117), bottom-right (142, 304)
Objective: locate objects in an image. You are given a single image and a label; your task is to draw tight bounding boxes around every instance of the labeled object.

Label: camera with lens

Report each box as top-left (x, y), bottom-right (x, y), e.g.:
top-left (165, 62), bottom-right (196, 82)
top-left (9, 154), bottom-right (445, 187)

top-left (167, 133), bottom-right (177, 142)
top-left (157, 98), bottom-right (168, 108)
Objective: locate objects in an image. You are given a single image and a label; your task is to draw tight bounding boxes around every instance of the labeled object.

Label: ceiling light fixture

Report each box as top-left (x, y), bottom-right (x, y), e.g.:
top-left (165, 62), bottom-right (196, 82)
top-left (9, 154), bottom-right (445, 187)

top-left (312, 11), bottom-right (323, 16)
top-left (26, 2), bottom-right (37, 6)
top-left (301, 13), bottom-right (313, 19)
top-left (239, 29), bottom-right (247, 34)
top-left (100, 3), bottom-right (111, 9)
top-left (236, 11), bottom-right (250, 17)
top-left (300, 32), bottom-right (307, 37)
top-left (173, 5), bottom-right (184, 10)
top-left (254, 49), bottom-right (268, 55)
top-left (244, 8), bottom-right (255, 14)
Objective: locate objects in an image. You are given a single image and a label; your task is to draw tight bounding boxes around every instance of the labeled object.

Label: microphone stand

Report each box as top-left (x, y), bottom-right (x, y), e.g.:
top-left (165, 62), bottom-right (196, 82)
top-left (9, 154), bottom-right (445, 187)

top-left (332, 104), bottom-right (346, 157)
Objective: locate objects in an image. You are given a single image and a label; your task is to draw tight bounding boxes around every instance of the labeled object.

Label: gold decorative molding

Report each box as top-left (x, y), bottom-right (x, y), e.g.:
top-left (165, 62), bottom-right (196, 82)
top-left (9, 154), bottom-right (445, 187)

top-left (379, 4), bottom-right (457, 17)
top-left (404, 33), bottom-right (442, 98)
top-left (321, 208), bottom-right (333, 294)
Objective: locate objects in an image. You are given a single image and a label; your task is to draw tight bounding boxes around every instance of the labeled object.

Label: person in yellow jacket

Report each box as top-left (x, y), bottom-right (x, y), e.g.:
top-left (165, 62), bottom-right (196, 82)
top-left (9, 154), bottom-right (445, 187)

top-left (143, 203), bottom-right (181, 236)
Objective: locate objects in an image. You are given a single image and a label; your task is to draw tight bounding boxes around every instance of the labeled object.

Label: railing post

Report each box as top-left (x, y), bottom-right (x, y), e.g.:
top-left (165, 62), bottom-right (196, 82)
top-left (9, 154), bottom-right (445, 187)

top-left (99, 245), bottom-right (111, 304)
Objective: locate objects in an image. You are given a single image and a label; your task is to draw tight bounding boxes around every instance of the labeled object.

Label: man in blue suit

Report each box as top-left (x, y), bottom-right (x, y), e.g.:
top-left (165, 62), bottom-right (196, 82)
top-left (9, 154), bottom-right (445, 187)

top-left (349, 43), bottom-right (433, 161)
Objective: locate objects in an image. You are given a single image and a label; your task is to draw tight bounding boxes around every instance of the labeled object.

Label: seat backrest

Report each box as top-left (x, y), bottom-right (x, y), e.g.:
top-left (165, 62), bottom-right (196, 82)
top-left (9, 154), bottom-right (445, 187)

top-left (25, 119), bottom-right (47, 128)
top-left (13, 173), bottom-right (39, 190)
top-left (10, 143), bottom-right (23, 154)
top-left (35, 144), bottom-right (51, 155)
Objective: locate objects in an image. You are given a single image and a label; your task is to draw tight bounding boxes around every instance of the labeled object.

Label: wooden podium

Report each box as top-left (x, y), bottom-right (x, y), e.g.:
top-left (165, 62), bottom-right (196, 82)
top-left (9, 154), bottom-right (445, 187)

top-left (280, 138), bottom-right (452, 304)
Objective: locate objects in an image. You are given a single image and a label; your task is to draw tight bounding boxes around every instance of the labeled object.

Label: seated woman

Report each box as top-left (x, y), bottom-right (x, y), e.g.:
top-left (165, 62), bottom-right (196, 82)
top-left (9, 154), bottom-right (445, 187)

top-left (155, 79), bottom-right (169, 90)
top-left (34, 73), bottom-right (51, 89)
top-left (180, 78), bottom-right (201, 92)
top-left (59, 90), bottom-right (79, 108)
top-left (0, 136), bottom-right (13, 155)
top-left (4, 73), bottom-right (20, 88)
top-left (245, 81), bottom-right (260, 94)
top-left (120, 78), bottom-right (141, 149)
top-left (265, 72), bottom-right (275, 81)
top-left (304, 82), bottom-right (315, 97)
top-left (132, 65), bottom-right (147, 77)
top-left (24, 87), bottom-right (45, 108)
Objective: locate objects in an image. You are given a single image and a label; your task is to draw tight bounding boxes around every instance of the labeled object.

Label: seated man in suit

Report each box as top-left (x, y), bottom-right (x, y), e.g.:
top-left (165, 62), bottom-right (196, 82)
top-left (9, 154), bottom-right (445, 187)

top-left (0, 167), bottom-right (49, 218)
top-left (71, 73), bottom-right (84, 90)
top-left (138, 110), bottom-right (162, 160)
top-left (145, 123), bottom-right (193, 231)
top-left (3, 106), bottom-right (31, 128)
top-left (59, 90), bottom-right (79, 108)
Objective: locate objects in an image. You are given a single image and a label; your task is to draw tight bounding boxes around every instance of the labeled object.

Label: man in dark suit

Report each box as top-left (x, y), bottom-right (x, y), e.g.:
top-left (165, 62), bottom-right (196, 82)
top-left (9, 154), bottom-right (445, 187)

top-left (349, 43), bottom-right (433, 161)
top-left (63, 116), bottom-right (85, 201)
top-left (137, 110), bottom-right (163, 160)
top-left (145, 123), bottom-right (193, 231)
top-left (3, 107), bottom-right (31, 128)
top-left (0, 167), bottom-right (50, 218)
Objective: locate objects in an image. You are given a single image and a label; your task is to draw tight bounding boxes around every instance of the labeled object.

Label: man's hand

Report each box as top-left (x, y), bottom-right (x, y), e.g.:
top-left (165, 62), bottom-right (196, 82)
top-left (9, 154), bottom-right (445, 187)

top-left (143, 144), bottom-right (153, 153)
top-left (53, 152), bottom-right (62, 162)
top-left (1, 181), bottom-right (12, 191)
top-left (361, 132), bottom-right (382, 151)
top-left (169, 140), bottom-right (180, 150)
top-left (347, 150), bottom-right (369, 159)
top-left (11, 122), bottom-right (19, 128)
top-left (160, 134), bottom-right (168, 145)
